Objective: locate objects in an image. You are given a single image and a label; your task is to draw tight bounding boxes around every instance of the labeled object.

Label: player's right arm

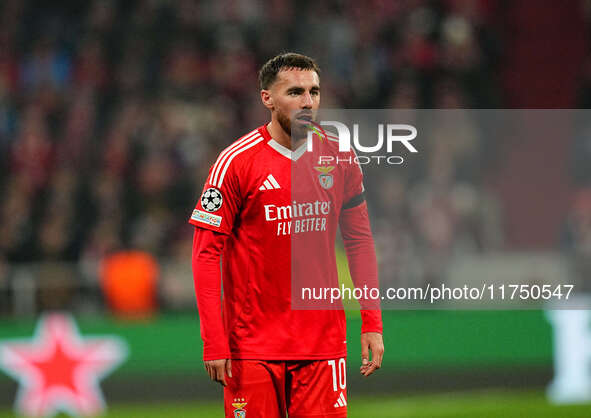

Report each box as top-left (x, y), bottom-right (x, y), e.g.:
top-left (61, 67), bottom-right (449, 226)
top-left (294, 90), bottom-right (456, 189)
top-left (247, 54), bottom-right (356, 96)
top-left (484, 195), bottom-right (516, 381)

top-left (189, 144), bottom-right (244, 386)
top-left (192, 228), bottom-right (232, 386)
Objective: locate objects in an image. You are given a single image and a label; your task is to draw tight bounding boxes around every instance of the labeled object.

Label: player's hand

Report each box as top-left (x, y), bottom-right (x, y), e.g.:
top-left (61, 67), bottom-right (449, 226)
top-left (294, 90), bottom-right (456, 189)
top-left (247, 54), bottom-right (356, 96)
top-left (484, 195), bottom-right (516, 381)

top-left (360, 332), bottom-right (384, 377)
top-left (204, 359), bottom-right (232, 386)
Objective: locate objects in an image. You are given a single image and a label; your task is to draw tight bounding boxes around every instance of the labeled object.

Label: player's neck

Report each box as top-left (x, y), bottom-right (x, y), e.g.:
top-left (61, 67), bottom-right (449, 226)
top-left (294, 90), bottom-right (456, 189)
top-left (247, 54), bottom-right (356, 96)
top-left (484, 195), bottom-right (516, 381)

top-left (267, 120), bottom-right (294, 150)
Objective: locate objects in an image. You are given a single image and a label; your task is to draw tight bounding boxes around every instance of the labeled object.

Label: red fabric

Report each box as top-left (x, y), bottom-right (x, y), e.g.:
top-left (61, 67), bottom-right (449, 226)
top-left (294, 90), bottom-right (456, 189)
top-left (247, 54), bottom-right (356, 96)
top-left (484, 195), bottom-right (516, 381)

top-left (340, 202), bottom-right (383, 334)
top-left (224, 358), bottom-right (348, 418)
top-left (190, 124), bottom-right (381, 362)
top-left (192, 228), bottom-right (230, 360)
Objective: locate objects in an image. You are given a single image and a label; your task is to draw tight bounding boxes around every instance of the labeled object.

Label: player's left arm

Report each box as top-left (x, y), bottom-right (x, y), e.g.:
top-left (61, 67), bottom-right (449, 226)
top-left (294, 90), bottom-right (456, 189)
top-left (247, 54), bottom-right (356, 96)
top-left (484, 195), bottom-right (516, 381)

top-left (339, 147), bottom-right (384, 376)
top-left (340, 199), bottom-right (384, 376)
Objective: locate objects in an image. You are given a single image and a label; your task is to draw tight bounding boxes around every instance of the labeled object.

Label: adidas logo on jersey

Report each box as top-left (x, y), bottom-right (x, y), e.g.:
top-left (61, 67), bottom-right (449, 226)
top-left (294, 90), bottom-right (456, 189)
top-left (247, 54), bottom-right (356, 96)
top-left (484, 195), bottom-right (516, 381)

top-left (259, 174), bottom-right (281, 191)
top-left (334, 392), bottom-right (347, 408)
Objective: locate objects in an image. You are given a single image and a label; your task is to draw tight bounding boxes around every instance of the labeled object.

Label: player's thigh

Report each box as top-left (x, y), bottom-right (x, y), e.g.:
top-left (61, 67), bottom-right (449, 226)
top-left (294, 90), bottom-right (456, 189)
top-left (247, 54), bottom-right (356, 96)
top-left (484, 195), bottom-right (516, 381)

top-left (287, 357), bottom-right (348, 418)
top-left (224, 359), bottom-right (286, 418)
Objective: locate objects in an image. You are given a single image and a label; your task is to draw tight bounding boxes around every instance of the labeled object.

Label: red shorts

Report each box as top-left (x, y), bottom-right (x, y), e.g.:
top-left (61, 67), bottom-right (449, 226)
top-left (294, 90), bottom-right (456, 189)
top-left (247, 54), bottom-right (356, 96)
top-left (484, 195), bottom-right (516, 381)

top-left (224, 358), bottom-right (348, 418)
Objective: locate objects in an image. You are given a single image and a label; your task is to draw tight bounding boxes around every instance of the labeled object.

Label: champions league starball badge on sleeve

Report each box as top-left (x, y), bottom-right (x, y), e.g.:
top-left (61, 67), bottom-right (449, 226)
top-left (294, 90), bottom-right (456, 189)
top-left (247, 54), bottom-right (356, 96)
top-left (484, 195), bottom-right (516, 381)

top-left (0, 313), bottom-right (128, 417)
top-left (201, 188), bottom-right (223, 212)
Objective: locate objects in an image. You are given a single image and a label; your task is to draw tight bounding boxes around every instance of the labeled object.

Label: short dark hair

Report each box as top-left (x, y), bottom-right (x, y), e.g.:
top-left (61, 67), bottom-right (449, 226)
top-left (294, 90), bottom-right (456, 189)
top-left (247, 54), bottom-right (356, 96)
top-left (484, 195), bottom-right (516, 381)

top-left (258, 52), bottom-right (320, 90)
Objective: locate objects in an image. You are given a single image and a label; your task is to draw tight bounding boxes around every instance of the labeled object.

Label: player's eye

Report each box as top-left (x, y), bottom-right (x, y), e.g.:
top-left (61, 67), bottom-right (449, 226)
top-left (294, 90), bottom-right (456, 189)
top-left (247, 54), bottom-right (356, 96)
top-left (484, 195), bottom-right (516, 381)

top-left (288, 91), bottom-right (299, 96)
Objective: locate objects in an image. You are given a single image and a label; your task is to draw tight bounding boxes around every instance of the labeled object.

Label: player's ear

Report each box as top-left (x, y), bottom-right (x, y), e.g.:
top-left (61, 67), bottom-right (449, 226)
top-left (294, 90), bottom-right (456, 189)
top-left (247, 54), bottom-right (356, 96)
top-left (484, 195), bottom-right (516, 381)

top-left (261, 90), bottom-right (274, 110)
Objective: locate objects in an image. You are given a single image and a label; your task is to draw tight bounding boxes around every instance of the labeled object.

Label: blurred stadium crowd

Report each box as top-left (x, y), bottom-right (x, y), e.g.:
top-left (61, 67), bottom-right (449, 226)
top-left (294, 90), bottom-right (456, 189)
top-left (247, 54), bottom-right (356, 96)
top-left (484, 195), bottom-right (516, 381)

top-left (0, 0), bottom-right (587, 313)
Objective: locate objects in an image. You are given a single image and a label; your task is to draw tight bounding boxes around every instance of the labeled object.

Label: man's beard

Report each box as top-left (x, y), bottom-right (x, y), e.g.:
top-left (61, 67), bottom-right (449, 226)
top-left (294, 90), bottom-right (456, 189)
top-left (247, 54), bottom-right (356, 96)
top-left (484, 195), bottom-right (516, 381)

top-left (277, 109), bottom-right (292, 136)
top-left (277, 109), bottom-right (309, 141)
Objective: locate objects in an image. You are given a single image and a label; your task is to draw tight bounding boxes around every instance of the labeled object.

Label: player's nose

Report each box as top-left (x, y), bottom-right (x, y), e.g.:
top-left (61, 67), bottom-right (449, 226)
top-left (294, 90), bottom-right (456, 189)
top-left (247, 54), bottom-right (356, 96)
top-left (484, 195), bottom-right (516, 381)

top-left (301, 92), bottom-right (313, 108)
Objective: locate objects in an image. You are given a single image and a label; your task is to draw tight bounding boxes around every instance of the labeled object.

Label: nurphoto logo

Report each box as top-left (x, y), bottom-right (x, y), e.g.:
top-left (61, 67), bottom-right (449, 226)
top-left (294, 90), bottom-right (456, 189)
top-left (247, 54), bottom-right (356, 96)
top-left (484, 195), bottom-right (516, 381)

top-left (306, 121), bottom-right (418, 165)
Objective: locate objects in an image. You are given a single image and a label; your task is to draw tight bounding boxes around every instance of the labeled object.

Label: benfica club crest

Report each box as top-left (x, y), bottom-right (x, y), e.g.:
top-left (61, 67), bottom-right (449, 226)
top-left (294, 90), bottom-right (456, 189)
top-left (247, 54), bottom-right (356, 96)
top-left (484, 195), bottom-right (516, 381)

top-left (0, 313), bottom-right (128, 417)
top-left (314, 166), bottom-right (335, 190)
top-left (232, 397), bottom-right (247, 418)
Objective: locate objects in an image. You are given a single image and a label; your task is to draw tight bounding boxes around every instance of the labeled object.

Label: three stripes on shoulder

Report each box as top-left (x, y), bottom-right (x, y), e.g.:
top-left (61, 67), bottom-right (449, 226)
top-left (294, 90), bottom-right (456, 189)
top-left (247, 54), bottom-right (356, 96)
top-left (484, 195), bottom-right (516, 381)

top-left (210, 129), bottom-right (263, 188)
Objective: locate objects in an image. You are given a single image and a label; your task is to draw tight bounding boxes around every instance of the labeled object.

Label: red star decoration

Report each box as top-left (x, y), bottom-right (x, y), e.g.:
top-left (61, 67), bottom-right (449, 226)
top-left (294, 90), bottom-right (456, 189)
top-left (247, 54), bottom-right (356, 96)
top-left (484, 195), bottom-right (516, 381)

top-left (0, 313), bottom-right (128, 417)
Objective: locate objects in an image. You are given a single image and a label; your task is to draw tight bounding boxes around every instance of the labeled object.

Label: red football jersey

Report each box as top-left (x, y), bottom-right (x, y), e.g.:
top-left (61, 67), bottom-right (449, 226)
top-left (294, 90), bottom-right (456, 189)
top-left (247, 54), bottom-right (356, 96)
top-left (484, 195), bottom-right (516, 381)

top-left (189, 124), bottom-right (364, 360)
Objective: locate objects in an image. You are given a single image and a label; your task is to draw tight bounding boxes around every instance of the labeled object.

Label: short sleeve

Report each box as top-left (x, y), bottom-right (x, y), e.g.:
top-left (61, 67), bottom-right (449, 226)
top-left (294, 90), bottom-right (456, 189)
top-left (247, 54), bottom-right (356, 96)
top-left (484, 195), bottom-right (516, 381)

top-left (342, 149), bottom-right (365, 210)
top-left (189, 159), bottom-right (241, 235)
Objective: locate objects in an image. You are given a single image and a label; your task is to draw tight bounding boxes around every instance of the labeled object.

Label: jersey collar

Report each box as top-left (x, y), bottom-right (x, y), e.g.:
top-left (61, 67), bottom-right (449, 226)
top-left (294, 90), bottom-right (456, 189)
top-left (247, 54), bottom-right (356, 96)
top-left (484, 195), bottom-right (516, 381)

top-left (260, 124), bottom-right (307, 162)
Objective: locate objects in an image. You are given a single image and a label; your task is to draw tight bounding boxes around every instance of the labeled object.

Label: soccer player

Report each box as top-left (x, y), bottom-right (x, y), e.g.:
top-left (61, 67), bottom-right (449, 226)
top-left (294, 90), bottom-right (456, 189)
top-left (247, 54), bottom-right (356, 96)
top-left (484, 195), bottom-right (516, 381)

top-left (190, 52), bottom-right (383, 418)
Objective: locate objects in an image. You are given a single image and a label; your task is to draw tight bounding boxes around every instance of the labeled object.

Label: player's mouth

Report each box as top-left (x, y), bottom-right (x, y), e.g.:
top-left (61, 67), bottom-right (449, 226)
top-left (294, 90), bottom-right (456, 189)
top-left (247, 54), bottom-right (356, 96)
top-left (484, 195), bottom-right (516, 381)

top-left (295, 114), bottom-right (314, 125)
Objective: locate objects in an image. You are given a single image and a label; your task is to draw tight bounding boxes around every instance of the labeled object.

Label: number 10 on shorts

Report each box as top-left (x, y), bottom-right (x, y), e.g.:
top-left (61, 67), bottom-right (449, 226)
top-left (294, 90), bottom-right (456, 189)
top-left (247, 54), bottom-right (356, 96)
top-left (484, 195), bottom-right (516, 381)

top-left (328, 359), bottom-right (347, 392)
